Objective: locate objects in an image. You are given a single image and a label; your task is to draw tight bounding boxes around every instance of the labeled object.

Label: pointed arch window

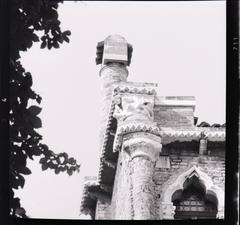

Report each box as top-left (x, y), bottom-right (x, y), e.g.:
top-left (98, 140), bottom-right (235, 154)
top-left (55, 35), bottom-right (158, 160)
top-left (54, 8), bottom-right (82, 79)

top-left (172, 174), bottom-right (218, 219)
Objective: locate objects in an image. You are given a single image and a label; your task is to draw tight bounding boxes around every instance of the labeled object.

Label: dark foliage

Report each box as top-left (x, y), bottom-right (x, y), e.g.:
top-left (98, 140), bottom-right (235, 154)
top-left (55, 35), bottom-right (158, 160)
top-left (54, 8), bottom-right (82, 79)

top-left (10, 0), bottom-right (80, 218)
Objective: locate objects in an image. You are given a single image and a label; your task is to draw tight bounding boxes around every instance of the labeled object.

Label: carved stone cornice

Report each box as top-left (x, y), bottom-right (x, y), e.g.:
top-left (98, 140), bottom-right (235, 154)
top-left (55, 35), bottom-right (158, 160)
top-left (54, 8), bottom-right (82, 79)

top-left (112, 90), bottom-right (161, 155)
top-left (160, 128), bottom-right (225, 144)
top-left (122, 132), bottom-right (162, 162)
top-left (113, 84), bottom-right (157, 95)
top-left (113, 121), bottom-right (161, 153)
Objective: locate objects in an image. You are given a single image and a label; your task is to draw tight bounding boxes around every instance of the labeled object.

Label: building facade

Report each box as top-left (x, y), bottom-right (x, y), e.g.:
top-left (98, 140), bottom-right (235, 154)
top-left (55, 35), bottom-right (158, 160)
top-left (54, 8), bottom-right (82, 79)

top-left (80, 35), bottom-right (225, 220)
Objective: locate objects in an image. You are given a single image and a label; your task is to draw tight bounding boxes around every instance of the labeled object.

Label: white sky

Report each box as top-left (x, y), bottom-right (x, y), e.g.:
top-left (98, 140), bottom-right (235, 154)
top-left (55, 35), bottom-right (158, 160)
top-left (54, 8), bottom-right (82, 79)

top-left (16, 1), bottom-right (226, 219)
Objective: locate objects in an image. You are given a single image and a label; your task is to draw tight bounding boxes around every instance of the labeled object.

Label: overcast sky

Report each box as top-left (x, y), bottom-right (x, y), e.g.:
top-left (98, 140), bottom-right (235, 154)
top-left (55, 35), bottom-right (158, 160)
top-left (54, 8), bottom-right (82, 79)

top-left (15, 1), bottom-right (226, 219)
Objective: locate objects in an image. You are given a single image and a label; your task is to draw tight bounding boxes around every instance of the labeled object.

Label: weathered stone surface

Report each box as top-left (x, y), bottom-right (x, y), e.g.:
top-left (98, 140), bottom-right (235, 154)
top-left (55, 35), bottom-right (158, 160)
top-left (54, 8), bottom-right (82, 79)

top-left (82, 36), bottom-right (226, 220)
top-left (103, 35), bottom-right (128, 65)
top-left (154, 105), bottom-right (194, 127)
top-left (123, 132), bottom-right (162, 162)
top-left (98, 63), bottom-right (128, 158)
top-left (111, 150), bottom-right (132, 219)
top-left (114, 94), bottom-right (155, 123)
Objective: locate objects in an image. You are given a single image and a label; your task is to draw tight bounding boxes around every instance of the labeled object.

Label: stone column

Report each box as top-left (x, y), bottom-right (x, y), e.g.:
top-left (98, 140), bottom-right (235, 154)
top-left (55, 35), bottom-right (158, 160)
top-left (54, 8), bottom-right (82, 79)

top-left (97, 35), bottom-right (132, 154)
top-left (122, 132), bottom-right (162, 219)
top-left (112, 85), bottom-right (160, 219)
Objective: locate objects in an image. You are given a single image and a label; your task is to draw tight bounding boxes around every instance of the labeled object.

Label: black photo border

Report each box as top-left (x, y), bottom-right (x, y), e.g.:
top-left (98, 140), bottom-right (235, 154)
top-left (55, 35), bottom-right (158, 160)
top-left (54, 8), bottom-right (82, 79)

top-left (0, 0), bottom-right (238, 225)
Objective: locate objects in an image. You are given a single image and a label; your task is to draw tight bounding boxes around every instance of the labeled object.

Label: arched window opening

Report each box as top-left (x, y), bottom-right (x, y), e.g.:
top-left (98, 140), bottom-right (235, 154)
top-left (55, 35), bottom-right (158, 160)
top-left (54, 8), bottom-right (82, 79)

top-left (172, 175), bottom-right (218, 219)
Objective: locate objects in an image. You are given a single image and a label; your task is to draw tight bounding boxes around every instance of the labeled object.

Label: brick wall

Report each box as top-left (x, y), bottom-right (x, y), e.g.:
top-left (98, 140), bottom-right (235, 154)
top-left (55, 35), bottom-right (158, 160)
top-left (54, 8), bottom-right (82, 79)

top-left (95, 145), bottom-right (225, 220)
top-left (153, 147), bottom-right (225, 219)
top-left (154, 105), bottom-right (194, 127)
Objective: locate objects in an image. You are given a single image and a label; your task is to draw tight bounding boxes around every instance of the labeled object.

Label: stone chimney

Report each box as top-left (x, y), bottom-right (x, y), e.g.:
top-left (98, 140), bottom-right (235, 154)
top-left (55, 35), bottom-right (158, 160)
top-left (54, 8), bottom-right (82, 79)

top-left (96, 35), bottom-right (133, 153)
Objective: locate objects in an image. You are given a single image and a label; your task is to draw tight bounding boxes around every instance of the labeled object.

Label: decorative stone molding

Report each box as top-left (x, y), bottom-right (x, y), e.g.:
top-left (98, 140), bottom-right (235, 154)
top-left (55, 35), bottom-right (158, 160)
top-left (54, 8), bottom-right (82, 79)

top-left (113, 122), bottom-right (161, 153)
top-left (113, 84), bottom-right (157, 95)
top-left (122, 132), bottom-right (162, 162)
top-left (160, 166), bottom-right (225, 219)
top-left (112, 92), bottom-right (161, 154)
top-left (160, 128), bottom-right (225, 144)
top-left (113, 94), bottom-right (155, 123)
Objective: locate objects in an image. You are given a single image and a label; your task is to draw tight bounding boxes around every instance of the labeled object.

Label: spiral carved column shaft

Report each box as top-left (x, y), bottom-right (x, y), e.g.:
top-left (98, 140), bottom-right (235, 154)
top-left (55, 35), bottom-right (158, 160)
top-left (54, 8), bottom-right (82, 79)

top-left (123, 133), bottom-right (162, 219)
top-left (99, 64), bottom-right (128, 153)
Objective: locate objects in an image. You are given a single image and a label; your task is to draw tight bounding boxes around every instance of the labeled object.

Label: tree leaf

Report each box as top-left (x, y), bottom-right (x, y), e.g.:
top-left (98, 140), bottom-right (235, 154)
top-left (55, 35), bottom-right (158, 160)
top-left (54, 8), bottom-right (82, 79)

top-left (19, 167), bottom-right (32, 175)
top-left (53, 41), bottom-right (59, 48)
top-left (47, 40), bottom-right (52, 49)
top-left (29, 115), bottom-right (42, 128)
top-left (32, 33), bottom-right (39, 42)
top-left (40, 144), bottom-right (48, 151)
top-left (58, 36), bottom-right (63, 43)
top-left (40, 40), bottom-right (47, 49)
top-left (41, 163), bottom-right (48, 171)
top-left (28, 105), bottom-right (42, 116)
top-left (67, 169), bottom-right (73, 176)
top-left (15, 207), bottom-right (26, 217)
top-left (63, 30), bottom-right (71, 36)
top-left (36, 95), bottom-right (42, 104)
top-left (39, 157), bottom-right (47, 164)
top-left (63, 35), bottom-right (69, 43)
top-left (24, 73), bottom-right (33, 87)
top-left (68, 157), bottom-right (75, 165)
top-left (18, 174), bottom-right (25, 188)
top-left (55, 167), bottom-right (60, 174)
top-left (31, 146), bottom-right (42, 156)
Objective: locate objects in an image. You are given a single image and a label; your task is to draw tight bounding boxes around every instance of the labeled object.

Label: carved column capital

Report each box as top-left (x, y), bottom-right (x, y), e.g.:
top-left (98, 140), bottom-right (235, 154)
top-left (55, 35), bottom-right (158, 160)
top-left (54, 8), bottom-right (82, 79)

top-left (122, 132), bottom-right (162, 162)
